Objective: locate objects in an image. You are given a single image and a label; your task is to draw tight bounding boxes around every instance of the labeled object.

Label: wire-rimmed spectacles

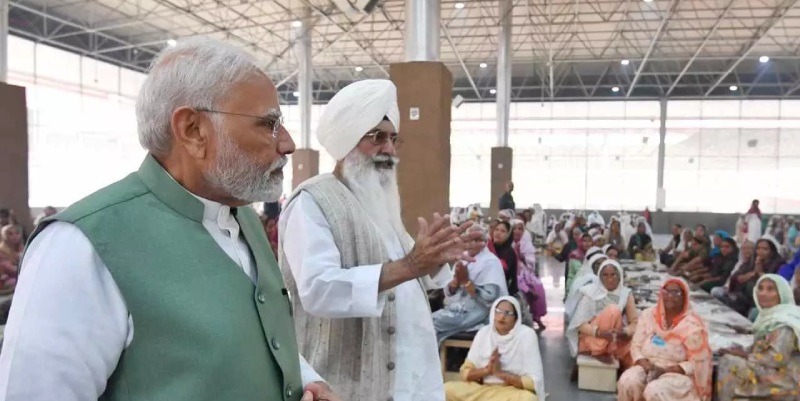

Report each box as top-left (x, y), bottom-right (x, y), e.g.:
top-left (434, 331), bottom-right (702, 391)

top-left (195, 107), bottom-right (284, 139)
top-left (363, 129), bottom-right (400, 147)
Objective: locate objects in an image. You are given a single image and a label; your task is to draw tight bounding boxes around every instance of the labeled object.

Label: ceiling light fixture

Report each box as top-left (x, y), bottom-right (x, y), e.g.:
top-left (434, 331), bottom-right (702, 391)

top-left (621, 59), bottom-right (630, 65)
top-left (479, 62), bottom-right (488, 68)
top-left (166, 39), bottom-right (177, 47)
top-left (612, 86), bottom-right (620, 92)
top-left (759, 55), bottom-right (770, 63)
top-left (643, 0), bottom-right (654, 3)
top-left (489, 89), bottom-right (497, 94)
top-left (291, 20), bottom-right (302, 28)
top-left (455, 2), bottom-right (465, 9)
top-left (354, 66), bottom-right (364, 72)
top-left (293, 91), bottom-right (300, 97)
top-left (729, 85), bottom-right (738, 91)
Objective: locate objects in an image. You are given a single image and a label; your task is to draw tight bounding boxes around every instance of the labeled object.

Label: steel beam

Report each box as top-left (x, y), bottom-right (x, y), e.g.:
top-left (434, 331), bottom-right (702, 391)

top-left (626, 0), bottom-right (681, 97)
top-left (497, 0), bottom-right (512, 147)
top-left (704, 0), bottom-right (800, 96)
top-left (405, 0), bottom-right (440, 61)
top-left (656, 98), bottom-right (667, 210)
top-left (442, 23), bottom-right (481, 99)
top-left (0, 0), bottom-right (7, 83)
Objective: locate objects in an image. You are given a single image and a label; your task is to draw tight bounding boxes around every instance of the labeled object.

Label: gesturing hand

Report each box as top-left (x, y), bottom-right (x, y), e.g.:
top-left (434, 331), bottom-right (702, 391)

top-left (403, 214), bottom-right (482, 278)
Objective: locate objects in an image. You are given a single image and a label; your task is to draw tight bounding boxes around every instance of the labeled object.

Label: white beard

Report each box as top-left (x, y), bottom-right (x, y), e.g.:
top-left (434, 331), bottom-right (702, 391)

top-left (341, 150), bottom-right (406, 244)
top-left (203, 129), bottom-right (286, 203)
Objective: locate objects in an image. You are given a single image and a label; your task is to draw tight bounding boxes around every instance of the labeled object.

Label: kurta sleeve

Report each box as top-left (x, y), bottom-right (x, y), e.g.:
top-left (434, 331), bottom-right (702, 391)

top-left (520, 376), bottom-right (536, 392)
top-left (624, 293), bottom-right (639, 337)
top-left (747, 327), bottom-right (797, 368)
top-left (475, 283), bottom-right (502, 306)
top-left (630, 309), bottom-right (652, 363)
top-left (0, 222), bottom-right (130, 401)
top-left (282, 194), bottom-right (386, 318)
top-left (459, 360), bottom-right (477, 381)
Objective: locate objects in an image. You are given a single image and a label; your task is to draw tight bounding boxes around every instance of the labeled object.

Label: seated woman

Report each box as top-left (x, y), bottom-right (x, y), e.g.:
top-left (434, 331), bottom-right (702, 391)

top-left (444, 296), bottom-right (546, 401)
top-left (719, 237), bottom-right (785, 315)
top-left (605, 219), bottom-right (627, 258)
top-left (0, 224), bottom-right (24, 268)
top-left (564, 253), bottom-right (608, 324)
top-left (604, 244), bottom-right (620, 261)
top-left (617, 278), bottom-right (713, 401)
top-left (545, 222), bottom-right (569, 255)
top-left (669, 235), bottom-right (709, 277)
top-left (716, 274), bottom-right (800, 401)
top-left (433, 225), bottom-right (508, 343)
top-left (0, 252), bottom-right (17, 293)
top-left (565, 234), bottom-right (594, 294)
top-left (566, 260), bottom-right (638, 370)
top-left (511, 219), bottom-right (547, 332)
top-left (627, 222), bottom-right (654, 261)
top-left (688, 237), bottom-right (738, 292)
top-left (489, 221), bottom-right (519, 296)
top-left (710, 240), bottom-right (754, 303)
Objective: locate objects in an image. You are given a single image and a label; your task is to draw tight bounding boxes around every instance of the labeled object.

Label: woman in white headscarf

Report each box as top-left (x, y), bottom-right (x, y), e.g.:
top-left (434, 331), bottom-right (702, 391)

top-left (565, 252), bottom-right (608, 324)
top-left (433, 225), bottom-right (509, 343)
top-left (566, 260), bottom-right (637, 369)
top-left (444, 296), bottom-right (546, 401)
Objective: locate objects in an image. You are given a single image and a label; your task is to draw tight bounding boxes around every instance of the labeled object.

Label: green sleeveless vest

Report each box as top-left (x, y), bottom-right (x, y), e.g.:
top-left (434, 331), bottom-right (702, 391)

top-left (27, 155), bottom-right (303, 401)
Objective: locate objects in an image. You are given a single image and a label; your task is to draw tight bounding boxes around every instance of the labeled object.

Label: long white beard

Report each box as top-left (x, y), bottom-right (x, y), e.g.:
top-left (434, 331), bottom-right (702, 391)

top-left (341, 150), bottom-right (406, 243)
top-left (204, 130), bottom-right (286, 203)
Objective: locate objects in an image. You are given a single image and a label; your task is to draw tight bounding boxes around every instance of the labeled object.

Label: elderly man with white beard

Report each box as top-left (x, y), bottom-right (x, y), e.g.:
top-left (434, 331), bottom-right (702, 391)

top-left (0, 38), bottom-right (339, 401)
top-left (280, 79), bottom-right (479, 401)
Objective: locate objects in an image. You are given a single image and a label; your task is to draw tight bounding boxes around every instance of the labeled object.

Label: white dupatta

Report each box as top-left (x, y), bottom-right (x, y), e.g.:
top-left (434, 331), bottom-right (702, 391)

top-left (565, 260), bottom-right (630, 356)
top-left (467, 296), bottom-right (546, 400)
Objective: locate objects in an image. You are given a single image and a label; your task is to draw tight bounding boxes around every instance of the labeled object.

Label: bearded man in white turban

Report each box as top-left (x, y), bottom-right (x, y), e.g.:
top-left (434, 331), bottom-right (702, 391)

top-left (279, 79), bottom-right (478, 401)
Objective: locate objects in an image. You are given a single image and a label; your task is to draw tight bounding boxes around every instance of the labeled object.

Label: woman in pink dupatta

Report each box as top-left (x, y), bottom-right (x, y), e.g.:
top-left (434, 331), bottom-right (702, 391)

top-left (617, 278), bottom-right (713, 401)
top-left (512, 219), bottom-right (547, 333)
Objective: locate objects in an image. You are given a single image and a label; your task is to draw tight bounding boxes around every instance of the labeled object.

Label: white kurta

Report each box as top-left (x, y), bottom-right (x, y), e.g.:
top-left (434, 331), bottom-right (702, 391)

top-left (0, 196), bottom-right (322, 401)
top-left (282, 192), bottom-right (450, 401)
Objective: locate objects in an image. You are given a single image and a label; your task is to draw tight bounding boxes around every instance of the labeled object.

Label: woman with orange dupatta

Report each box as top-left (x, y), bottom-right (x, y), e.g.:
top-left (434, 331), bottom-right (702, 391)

top-left (617, 278), bottom-right (713, 401)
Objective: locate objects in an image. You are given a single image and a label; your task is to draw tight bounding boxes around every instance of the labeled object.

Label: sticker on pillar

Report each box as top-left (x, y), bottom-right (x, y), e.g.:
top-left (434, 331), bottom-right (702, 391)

top-left (409, 107), bottom-right (420, 121)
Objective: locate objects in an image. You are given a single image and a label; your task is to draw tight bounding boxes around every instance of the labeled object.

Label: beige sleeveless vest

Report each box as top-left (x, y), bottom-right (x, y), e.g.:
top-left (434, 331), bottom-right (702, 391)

top-left (279, 173), bottom-right (408, 401)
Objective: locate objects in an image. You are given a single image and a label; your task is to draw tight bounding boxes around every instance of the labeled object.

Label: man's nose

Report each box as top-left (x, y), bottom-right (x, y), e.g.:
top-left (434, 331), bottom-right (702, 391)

top-left (379, 139), bottom-right (396, 156)
top-left (278, 126), bottom-right (295, 155)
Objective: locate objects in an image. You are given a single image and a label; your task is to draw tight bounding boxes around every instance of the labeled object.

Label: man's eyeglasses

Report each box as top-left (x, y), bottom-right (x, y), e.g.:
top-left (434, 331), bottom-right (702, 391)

top-left (363, 129), bottom-right (400, 147)
top-left (494, 308), bottom-right (517, 317)
top-left (195, 107), bottom-right (284, 139)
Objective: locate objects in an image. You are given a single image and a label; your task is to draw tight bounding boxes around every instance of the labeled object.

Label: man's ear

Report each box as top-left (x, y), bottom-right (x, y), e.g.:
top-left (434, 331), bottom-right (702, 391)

top-left (171, 106), bottom-right (209, 159)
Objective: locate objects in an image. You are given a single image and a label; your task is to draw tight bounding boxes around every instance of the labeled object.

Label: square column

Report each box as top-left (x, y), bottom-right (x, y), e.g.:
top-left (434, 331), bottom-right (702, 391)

top-left (490, 147), bottom-right (513, 214)
top-left (390, 62), bottom-right (452, 232)
top-left (291, 148), bottom-right (319, 189)
top-left (0, 83), bottom-right (32, 232)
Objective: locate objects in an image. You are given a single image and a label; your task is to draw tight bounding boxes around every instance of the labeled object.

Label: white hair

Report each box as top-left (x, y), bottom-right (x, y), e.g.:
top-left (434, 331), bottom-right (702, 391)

top-left (341, 150), bottom-right (404, 243)
top-left (136, 37), bottom-right (264, 156)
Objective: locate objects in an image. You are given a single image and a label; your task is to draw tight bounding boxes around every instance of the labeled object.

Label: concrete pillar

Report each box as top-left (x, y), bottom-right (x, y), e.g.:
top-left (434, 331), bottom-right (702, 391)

top-left (404, 0), bottom-right (440, 61)
top-left (391, 63), bottom-right (452, 232)
top-left (0, 83), bottom-right (32, 233)
top-left (292, 149), bottom-right (320, 189)
top-left (656, 98), bottom-right (667, 211)
top-left (496, 0), bottom-right (512, 147)
top-left (0, 0), bottom-right (8, 83)
top-left (490, 147), bottom-right (513, 214)
top-left (492, 0), bottom-right (513, 216)
top-left (292, 8), bottom-right (318, 188)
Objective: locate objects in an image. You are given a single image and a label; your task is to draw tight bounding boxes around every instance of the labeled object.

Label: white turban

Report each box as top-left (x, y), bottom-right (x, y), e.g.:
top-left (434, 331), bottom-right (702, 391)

top-left (316, 79), bottom-right (400, 161)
